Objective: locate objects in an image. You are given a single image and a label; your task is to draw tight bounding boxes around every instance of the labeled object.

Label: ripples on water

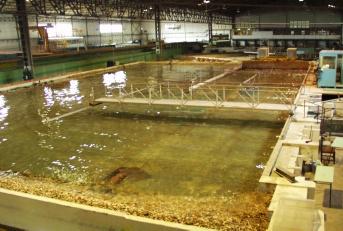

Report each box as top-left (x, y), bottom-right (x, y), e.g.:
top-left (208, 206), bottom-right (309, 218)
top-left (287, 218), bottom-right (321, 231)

top-left (0, 65), bottom-right (282, 196)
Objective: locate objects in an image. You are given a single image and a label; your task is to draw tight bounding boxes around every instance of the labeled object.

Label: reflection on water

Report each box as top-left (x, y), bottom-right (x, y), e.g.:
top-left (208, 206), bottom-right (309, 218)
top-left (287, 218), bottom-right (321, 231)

top-left (0, 95), bottom-right (9, 124)
top-left (43, 87), bottom-right (54, 108)
top-left (0, 95), bottom-right (9, 144)
top-left (103, 71), bottom-right (127, 96)
top-left (43, 80), bottom-right (83, 109)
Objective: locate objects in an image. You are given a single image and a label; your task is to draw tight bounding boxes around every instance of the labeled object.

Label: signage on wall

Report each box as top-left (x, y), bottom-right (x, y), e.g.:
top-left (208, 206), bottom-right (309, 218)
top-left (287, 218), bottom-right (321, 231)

top-left (165, 24), bottom-right (181, 30)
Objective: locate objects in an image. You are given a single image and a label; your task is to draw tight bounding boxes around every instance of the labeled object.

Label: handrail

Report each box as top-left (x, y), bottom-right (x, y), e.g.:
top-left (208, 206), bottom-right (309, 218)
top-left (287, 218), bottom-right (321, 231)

top-left (96, 81), bottom-right (302, 88)
top-left (98, 82), bottom-right (300, 91)
top-left (93, 82), bottom-right (298, 111)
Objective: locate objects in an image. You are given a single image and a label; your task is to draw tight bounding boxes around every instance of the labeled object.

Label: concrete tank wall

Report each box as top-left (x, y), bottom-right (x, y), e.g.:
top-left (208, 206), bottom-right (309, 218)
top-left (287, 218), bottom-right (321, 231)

top-left (0, 188), bottom-right (210, 231)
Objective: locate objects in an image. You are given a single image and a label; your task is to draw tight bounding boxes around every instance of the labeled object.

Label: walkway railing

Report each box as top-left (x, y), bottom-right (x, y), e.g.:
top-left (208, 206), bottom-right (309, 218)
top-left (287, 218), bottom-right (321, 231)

top-left (91, 82), bottom-right (299, 110)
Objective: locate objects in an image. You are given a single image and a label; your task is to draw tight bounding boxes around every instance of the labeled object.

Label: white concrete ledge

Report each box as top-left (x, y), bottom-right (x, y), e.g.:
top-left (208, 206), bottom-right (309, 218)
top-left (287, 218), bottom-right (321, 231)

top-left (0, 188), bottom-right (212, 231)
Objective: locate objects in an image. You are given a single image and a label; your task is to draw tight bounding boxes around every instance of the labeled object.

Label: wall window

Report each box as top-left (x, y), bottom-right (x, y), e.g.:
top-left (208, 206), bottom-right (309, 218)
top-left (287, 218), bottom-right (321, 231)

top-left (100, 24), bottom-right (122, 33)
top-left (290, 21), bottom-right (310, 29)
top-left (320, 56), bottom-right (336, 69)
top-left (39, 22), bottom-right (73, 37)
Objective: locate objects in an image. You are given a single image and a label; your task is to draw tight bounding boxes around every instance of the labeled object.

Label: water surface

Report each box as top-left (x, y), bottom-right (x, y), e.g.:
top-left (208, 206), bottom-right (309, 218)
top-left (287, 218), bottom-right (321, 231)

top-left (0, 63), bottom-right (283, 197)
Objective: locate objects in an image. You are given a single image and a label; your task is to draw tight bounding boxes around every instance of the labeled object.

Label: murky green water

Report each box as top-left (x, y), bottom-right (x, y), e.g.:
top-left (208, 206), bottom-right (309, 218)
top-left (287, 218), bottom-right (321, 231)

top-left (0, 63), bottom-right (283, 197)
top-left (123, 63), bottom-right (226, 83)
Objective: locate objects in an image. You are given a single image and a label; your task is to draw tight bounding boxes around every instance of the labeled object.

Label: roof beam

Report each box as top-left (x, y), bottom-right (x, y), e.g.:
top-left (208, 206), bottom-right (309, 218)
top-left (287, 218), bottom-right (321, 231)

top-left (0, 0), bottom-right (7, 12)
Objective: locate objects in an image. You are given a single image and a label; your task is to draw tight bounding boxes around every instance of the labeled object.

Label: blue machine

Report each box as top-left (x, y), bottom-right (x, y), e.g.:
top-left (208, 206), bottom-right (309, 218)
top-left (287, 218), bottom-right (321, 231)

top-left (318, 50), bottom-right (343, 88)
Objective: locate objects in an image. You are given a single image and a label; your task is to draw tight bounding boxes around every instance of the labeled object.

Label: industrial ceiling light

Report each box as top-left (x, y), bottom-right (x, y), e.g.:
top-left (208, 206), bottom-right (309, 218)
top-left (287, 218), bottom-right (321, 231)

top-left (299, 0), bottom-right (304, 2)
top-left (203, 0), bottom-right (210, 4)
top-left (328, 4), bottom-right (336, 8)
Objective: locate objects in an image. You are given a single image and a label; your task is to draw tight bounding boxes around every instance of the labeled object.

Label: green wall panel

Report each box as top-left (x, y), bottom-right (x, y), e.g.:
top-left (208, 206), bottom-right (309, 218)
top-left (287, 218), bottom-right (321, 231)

top-left (0, 44), bottom-right (187, 84)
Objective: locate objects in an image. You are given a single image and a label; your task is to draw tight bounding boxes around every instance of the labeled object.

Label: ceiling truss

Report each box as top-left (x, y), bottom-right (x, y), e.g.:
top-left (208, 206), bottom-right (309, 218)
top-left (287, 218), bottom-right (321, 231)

top-left (1, 0), bottom-right (231, 24)
top-left (30, 0), bottom-right (46, 14)
top-left (0, 0), bottom-right (7, 11)
top-left (48, 0), bottom-right (65, 15)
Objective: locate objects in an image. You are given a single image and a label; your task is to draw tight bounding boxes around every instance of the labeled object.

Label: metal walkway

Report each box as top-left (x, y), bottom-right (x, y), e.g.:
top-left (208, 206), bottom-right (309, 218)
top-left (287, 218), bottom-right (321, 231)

top-left (92, 81), bottom-right (298, 112)
top-left (94, 97), bottom-right (291, 111)
top-left (190, 66), bottom-right (241, 90)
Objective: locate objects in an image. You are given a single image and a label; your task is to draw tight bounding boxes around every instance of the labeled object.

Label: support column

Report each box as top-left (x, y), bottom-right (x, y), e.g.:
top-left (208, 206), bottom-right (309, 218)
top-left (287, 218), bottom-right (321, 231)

top-left (99, 18), bottom-right (102, 47)
top-left (154, 4), bottom-right (162, 58)
top-left (85, 17), bottom-right (89, 50)
top-left (121, 19), bottom-right (124, 44)
top-left (14, 16), bottom-right (22, 51)
top-left (230, 14), bottom-right (235, 47)
top-left (130, 20), bottom-right (133, 42)
top-left (15, 0), bottom-right (33, 80)
top-left (208, 13), bottom-right (213, 45)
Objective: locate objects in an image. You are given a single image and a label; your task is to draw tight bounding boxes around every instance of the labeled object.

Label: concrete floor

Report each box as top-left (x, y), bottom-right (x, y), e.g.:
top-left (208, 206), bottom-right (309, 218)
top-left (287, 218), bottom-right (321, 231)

top-left (315, 152), bottom-right (343, 231)
top-left (294, 87), bottom-right (343, 231)
top-left (265, 79), bottom-right (343, 230)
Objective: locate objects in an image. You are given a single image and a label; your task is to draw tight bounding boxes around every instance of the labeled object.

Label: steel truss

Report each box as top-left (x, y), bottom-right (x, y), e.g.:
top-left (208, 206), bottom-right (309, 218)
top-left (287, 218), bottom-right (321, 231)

top-left (30, 0), bottom-right (46, 14)
top-left (1, 0), bottom-right (231, 24)
top-left (208, 13), bottom-right (212, 43)
top-left (0, 0), bottom-right (7, 11)
top-left (15, 0), bottom-right (34, 80)
top-left (66, 0), bottom-right (82, 16)
top-left (154, 4), bottom-right (161, 56)
top-left (48, 0), bottom-right (65, 15)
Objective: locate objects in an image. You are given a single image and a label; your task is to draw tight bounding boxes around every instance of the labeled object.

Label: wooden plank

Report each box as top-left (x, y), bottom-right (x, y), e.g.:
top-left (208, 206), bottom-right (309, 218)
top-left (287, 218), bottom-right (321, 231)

top-left (274, 166), bottom-right (296, 183)
top-left (189, 66), bottom-right (241, 90)
top-left (44, 106), bottom-right (92, 122)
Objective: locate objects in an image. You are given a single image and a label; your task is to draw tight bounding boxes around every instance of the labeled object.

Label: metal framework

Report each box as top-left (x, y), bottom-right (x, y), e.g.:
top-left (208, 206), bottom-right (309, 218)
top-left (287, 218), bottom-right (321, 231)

top-left (66, 0), bottom-right (82, 16)
top-left (154, 4), bottom-right (161, 56)
top-left (0, 0), bottom-right (231, 24)
top-left (48, 0), bottom-right (65, 14)
top-left (30, 0), bottom-right (46, 14)
top-left (15, 0), bottom-right (34, 80)
top-left (92, 81), bottom-right (298, 111)
top-left (0, 0), bottom-right (7, 11)
top-left (208, 13), bottom-right (212, 44)
top-left (320, 99), bottom-right (343, 135)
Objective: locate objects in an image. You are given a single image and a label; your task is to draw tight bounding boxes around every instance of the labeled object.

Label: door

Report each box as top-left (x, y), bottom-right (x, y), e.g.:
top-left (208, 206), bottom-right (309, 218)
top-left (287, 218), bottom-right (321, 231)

top-left (339, 54), bottom-right (343, 84)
